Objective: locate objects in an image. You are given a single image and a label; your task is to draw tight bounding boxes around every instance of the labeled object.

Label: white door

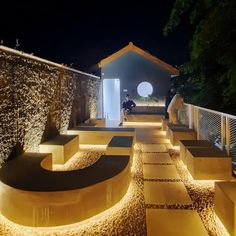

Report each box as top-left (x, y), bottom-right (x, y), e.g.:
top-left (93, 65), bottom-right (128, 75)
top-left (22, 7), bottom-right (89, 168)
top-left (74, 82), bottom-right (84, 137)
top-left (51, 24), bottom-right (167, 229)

top-left (103, 78), bottom-right (120, 120)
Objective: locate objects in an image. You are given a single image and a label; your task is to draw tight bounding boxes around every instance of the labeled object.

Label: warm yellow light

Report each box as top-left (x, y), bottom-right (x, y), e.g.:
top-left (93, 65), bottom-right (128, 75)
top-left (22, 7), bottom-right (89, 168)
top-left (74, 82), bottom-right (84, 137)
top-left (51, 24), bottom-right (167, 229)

top-left (0, 146), bottom-right (145, 235)
top-left (0, 181), bottom-right (139, 233)
top-left (168, 143), bottom-right (180, 150)
top-left (155, 130), bottom-right (166, 136)
top-left (173, 146), bottom-right (180, 150)
top-left (134, 99), bottom-right (166, 107)
top-left (124, 122), bottom-right (161, 127)
top-left (79, 144), bottom-right (107, 151)
top-left (133, 143), bottom-right (140, 151)
top-left (194, 180), bottom-right (219, 184)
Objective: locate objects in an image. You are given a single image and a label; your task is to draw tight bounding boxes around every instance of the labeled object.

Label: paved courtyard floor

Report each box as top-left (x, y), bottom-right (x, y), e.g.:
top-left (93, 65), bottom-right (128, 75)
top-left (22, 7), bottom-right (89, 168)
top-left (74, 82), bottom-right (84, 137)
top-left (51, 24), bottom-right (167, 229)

top-left (0, 122), bottom-right (231, 235)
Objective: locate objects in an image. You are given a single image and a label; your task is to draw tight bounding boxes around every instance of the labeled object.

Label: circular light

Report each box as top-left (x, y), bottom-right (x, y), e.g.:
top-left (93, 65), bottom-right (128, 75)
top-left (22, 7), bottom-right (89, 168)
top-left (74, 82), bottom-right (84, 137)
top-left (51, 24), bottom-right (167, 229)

top-left (137, 82), bottom-right (153, 97)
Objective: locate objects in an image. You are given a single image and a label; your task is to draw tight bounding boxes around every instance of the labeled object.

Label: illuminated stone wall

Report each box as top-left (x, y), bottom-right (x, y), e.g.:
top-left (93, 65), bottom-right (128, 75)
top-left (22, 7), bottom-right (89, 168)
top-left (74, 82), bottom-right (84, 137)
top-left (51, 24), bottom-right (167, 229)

top-left (0, 49), bottom-right (101, 164)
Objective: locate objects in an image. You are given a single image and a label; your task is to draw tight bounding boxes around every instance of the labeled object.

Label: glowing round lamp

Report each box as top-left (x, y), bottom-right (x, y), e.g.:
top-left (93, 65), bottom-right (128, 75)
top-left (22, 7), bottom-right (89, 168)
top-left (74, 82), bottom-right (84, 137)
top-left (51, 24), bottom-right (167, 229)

top-left (137, 81), bottom-right (153, 97)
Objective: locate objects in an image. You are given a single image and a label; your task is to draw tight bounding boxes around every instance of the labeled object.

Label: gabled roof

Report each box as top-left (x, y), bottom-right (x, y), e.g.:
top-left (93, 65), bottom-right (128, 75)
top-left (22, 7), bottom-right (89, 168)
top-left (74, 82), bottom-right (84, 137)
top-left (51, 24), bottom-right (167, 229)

top-left (98, 42), bottom-right (179, 75)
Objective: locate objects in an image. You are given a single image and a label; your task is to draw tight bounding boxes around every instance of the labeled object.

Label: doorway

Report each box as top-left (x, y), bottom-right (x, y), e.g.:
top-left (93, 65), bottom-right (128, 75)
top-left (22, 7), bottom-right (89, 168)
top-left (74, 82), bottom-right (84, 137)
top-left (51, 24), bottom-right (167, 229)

top-left (103, 78), bottom-right (120, 121)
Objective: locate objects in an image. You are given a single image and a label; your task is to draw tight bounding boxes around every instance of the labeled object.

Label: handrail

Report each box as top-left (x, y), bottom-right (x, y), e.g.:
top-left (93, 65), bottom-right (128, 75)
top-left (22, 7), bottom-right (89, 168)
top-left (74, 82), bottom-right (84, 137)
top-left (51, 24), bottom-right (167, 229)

top-left (0, 45), bottom-right (100, 79)
top-left (184, 103), bottom-right (236, 120)
top-left (184, 103), bottom-right (236, 159)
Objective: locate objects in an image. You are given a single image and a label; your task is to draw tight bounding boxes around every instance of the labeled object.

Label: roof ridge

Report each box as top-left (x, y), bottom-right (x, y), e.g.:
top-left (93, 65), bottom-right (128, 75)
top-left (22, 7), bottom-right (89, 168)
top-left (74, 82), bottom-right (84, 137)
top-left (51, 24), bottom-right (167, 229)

top-left (98, 42), bottom-right (179, 75)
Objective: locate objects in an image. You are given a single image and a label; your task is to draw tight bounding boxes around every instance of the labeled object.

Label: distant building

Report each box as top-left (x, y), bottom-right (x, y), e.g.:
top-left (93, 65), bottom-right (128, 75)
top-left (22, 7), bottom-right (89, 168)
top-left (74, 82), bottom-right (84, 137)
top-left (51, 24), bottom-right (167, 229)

top-left (92, 42), bottom-right (179, 119)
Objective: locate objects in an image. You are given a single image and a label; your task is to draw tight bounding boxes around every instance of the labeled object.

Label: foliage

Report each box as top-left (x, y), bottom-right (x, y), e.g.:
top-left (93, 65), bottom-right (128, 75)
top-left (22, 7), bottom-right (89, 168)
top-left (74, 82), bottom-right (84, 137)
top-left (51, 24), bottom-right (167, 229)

top-left (163, 0), bottom-right (193, 36)
top-left (164, 0), bottom-right (236, 115)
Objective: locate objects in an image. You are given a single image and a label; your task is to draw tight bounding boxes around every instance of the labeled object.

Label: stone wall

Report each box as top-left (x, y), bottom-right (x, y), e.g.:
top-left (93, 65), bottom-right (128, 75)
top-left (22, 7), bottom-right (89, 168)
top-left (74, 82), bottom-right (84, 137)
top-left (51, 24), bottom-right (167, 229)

top-left (0, 47), bottom-right (102, 165)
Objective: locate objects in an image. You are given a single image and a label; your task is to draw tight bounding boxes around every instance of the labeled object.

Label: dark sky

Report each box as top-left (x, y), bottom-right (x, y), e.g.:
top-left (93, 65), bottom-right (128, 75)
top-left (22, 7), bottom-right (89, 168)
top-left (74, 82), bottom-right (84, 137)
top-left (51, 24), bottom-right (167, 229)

top-left (0, 1), bottom-right (192, 71)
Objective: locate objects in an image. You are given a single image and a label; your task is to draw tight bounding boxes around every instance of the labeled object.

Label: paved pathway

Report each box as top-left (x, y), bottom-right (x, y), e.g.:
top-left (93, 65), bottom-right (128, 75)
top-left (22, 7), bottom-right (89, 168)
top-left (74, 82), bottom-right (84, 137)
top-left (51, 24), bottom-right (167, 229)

top-left (136, 128), bottom-right (209, 236)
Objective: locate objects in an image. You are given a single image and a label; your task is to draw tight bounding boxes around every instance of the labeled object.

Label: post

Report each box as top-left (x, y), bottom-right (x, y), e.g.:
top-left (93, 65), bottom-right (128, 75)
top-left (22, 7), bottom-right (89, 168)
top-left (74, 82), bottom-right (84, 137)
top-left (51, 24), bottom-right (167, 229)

top-left (221, 115), bottom-right (226, 151)
top-left (225, 117), bottom-right (230, 155)
top-left (195, 107), bottom-right (200, 140)
top-left (188, 104), bottom-right (194, 129)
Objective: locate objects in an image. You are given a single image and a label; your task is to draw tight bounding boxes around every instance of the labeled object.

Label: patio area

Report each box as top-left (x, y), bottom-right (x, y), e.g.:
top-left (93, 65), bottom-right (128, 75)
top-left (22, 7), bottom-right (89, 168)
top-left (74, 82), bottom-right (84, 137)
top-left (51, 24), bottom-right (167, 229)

top-left (0, 116), bottom-right (233, 236)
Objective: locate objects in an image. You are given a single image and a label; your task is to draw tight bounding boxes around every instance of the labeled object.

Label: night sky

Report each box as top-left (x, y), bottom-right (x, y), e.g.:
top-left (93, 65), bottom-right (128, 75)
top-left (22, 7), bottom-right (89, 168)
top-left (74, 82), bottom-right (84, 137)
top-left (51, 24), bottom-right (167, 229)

top-left (0, 1), bottom-right (192, 71)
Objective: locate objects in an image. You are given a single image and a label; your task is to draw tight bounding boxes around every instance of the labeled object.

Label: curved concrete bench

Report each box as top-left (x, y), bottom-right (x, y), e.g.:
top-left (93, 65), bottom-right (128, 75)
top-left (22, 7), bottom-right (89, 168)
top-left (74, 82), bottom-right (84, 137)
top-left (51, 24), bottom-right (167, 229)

top-left (0, 152), bottom-right (130, 227)
top-left (67, 127), bottom-right (135, 145)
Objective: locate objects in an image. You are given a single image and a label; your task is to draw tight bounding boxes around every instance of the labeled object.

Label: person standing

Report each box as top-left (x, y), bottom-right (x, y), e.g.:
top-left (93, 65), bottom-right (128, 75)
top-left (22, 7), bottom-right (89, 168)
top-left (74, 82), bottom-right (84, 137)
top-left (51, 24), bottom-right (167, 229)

top-left (165, 86), bottom-right (176, 119)
top-left (119, 94), bottom-right (136, 126)
top-left (167, 93), bottom-right (184, 124)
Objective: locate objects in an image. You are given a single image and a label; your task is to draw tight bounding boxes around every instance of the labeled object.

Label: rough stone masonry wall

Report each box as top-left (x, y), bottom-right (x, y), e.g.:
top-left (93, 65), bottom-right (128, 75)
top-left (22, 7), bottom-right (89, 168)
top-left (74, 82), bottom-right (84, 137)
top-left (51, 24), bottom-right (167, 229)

top-left (0, 49), bottom-right (102, 165)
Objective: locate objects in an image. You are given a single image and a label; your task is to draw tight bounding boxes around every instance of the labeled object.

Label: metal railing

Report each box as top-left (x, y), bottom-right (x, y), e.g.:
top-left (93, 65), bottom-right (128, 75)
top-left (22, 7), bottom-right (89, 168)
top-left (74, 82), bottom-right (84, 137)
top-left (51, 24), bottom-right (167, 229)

top-left (184, 104), bottom-right (236, 165)
top-left (0, 45), bottom-right (100, 79)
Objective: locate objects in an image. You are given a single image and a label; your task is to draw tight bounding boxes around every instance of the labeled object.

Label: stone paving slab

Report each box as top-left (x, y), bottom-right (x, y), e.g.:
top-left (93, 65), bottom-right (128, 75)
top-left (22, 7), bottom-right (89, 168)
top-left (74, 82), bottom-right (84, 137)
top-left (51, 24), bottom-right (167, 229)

top-left (143, 165), bottom-right (180, 180)
top-left (146, 209), bottom-right (208, 236)
top-left (142, 144), bottom-right (167, 153)
top-left (142, 153), bottom-right (173, 164)
top-left (144, 182), bottom-right (192, 205)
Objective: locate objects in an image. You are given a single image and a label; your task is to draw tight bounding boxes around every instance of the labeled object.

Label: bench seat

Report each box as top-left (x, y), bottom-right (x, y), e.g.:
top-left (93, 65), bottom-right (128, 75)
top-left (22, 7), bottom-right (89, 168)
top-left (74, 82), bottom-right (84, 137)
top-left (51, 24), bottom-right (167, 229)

top-left (67, 127), bottom-right (135, 145)
top-left (39, 135), bottom-right (79, 164)
top-left (106, 136), bottom-right (134, 155)
top-left (186, 147), bottom-right (231, 180)
top-left (179, 140), bottom-right (213, 165)
top-left (0, 152), bottom-right (130, 227)
top-left (166, 123), bottom-right (188, 138)
top-left (168, 127), bottom-right (197, 146)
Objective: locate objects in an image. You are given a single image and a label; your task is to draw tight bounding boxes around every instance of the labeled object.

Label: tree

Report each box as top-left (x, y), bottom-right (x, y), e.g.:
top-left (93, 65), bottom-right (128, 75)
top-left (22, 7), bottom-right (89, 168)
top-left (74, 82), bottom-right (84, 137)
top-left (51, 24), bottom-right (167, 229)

top-left (164, 0), bottom-right (236, 114)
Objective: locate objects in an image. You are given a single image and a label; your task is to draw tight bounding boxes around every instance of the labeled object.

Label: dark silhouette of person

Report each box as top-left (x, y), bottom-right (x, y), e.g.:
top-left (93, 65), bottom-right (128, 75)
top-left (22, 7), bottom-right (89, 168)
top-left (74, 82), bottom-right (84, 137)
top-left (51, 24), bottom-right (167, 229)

top-left (119, 94), bottom-right (136, 126)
